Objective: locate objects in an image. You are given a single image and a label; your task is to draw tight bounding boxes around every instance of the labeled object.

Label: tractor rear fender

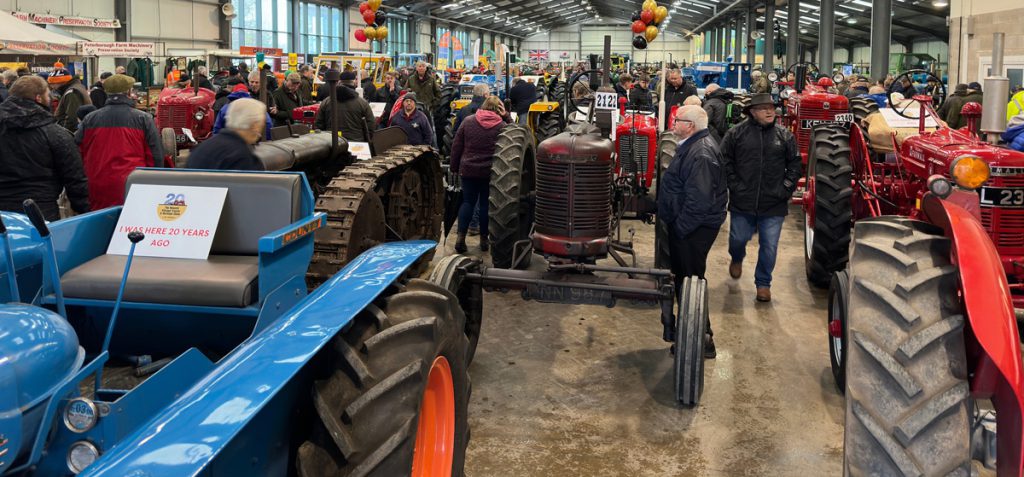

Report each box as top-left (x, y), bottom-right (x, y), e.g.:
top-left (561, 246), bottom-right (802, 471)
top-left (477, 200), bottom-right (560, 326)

top-left (922, 193), bottom-right (1024, 476)
top-left (78, 241), bottom-right (438, 477)
top-left (529, 101), bottom-right (559, 112)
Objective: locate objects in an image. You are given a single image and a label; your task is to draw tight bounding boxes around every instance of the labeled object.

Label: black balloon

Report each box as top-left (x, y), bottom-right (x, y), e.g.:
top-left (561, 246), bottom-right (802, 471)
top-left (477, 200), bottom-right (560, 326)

top-left (631, 11), bottom-right (641, 22)
top-left (632, 35), bottom-right (648, 49)
top-left (374, 10), bottom-right (387, 26)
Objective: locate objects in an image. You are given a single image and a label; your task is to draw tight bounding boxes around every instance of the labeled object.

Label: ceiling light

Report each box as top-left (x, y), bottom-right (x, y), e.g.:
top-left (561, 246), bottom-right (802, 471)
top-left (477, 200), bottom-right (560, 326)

top-left (585, 5), bottom-right (592, 9)
top-left (845, 17), bottom-right (857, 24)
top-left (932, 0), bottom-right (948, 5)
top-left (799, 27), bottom-right (808, 33)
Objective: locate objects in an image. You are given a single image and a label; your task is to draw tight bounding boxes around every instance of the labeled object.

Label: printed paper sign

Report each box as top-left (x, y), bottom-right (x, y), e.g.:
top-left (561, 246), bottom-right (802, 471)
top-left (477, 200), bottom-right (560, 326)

top-left (594, 91), bottom-right (618, 110)
top-left (369, 102), bottom-right (387, 119)
top-left (879, 107), bottom-right (938, 128)
top-left (107, 185), bottom-right (228, 259)
top-left (349, 142), bottom-right (372, 161)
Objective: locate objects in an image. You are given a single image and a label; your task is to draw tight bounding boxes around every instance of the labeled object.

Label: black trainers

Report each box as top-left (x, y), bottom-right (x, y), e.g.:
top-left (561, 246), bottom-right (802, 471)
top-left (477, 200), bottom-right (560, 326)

top-left (454, 241), bottom-right (468, 253)
top-left (704, 335), bottom-right (717, 359)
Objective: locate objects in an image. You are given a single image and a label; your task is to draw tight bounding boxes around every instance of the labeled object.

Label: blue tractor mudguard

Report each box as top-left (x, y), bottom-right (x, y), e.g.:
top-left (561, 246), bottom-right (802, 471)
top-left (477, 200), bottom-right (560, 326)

top-left (0, 169), bottom-right (472, 476)
top-left (0, 212), bottom-right (44, 303)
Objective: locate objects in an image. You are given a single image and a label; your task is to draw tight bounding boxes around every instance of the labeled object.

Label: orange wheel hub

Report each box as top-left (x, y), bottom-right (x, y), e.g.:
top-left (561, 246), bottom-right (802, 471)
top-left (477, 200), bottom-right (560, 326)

top-left (411, 356), bottom-right (456, 477)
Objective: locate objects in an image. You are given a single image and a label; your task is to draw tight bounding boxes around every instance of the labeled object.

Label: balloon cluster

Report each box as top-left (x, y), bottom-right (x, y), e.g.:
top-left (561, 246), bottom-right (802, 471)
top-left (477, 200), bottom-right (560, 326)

top-left (354, 0), bottom-right (388, 43)
top-left (629, 0), bottom-right (668, 49)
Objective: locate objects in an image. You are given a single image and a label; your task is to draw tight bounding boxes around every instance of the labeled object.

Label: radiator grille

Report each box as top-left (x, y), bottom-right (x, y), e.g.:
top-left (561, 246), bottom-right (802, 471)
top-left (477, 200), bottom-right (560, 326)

top-left (156, 105), bottom-right (189, 129)
top-left (617, 134), bottom-right (649, 175)
top-left (535, 160), bottom-right (612, 237)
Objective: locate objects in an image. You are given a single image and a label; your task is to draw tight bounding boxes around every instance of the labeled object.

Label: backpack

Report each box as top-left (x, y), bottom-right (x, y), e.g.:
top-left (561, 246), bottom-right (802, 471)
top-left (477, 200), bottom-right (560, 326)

top-left (726, 101), bottom-right (742, 127)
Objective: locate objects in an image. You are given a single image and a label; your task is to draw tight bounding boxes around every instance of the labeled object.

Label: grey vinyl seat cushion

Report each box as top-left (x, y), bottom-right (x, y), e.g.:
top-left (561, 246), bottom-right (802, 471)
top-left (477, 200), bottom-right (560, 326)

top-left (61, 255), bottom-right (259, 307)
top-left (59, 169), bottom-right (302, 308)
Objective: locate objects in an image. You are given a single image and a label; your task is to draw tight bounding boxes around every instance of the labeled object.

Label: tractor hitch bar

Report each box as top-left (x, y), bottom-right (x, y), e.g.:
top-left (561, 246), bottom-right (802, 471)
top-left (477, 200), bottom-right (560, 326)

top-left (467, 265), bottom-right (673, 308)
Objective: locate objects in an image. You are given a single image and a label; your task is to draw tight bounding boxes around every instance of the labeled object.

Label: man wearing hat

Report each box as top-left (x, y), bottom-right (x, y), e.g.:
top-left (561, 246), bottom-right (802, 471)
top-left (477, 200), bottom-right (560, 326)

top-left (89, 72), bottom-right (114, 108)
top-left (271, 72), bottom-right (305, 127)
top-left (939, 83), bottom-right (969, 126)
top-left (314, 70), bottom-right (375, 142)
top-left (213, 82), bottom-right (274, 140)
top-left (75, 74), bottom-right (164, 210)
top-left (390, 93), bottom-right (434, 146)
top-left (49, 62), bottom-right (92, 132)
top-left (720, 93), bottom-right (800, 303)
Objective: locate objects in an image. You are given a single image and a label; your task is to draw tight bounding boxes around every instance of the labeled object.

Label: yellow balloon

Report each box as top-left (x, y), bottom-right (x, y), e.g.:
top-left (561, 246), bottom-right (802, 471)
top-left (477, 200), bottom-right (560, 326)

top-left (368, 0), bottom-right (381, 10)
top-left (377, 26), bottom-right (388, 39)
top-left (645, 25), bottom-right (659, 42)
top-left (364, 26), bottom-right (377, 40)
top-left (642, 0), bottom-right (657, 12)
top-left (655, 5), bottom-right (668, 23)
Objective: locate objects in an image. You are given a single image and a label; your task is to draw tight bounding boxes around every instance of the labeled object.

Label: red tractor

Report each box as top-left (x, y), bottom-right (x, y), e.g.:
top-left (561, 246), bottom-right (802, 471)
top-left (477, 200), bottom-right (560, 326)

top-left (155, 86), bottom-right (216, 153)
top-left (801, 70), bottom-right (1024, 474)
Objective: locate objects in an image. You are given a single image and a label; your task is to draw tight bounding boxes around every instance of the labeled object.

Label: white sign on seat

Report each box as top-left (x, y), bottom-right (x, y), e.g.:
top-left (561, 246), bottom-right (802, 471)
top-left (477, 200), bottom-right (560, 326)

top-left (107, 184), bottom-right (228, 260)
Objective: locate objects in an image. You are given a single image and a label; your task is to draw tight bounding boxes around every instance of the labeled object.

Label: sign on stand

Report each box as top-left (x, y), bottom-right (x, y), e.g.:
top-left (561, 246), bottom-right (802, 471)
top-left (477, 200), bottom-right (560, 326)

top-left (107, 185), bottom-right (228, 260)
top-left (594, 91), bottom-right (618, 110)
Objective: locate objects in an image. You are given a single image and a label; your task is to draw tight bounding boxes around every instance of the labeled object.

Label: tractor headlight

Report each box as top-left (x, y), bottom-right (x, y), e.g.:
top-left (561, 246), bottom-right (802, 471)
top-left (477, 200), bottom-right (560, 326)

top-left (950, 156), bottom-right (990, 190)
top-left (927, 175), bottom-right (953, 198)
top-left (64, 397), bottom-right (98, 433)
top-left (67, 440), bottom-right (100, 473)
top-left (194, 111), bottom-right (205, 121)
top-left (833, 73), bottom-right (845, 83)
top-left (768, 72), bottom-right (779, 82)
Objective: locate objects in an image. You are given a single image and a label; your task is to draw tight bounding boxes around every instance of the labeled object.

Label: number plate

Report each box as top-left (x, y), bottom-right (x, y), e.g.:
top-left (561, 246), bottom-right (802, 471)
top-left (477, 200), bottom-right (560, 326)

top-left (980, 187), bottom-right (1024, 208)
top-left (594, 91), bottom-right (618, 110)
top-left (523, 284), bottom-right (615, 307)
top-left (800, 113), bottom-right (855, 130)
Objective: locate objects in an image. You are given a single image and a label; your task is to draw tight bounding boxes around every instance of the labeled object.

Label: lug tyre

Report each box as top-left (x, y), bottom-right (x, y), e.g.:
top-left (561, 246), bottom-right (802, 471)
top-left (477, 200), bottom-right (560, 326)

top-left (429, 255), bottom-right (483, 365)
top-left (296, 279), bottom-right (470, 477)
top-left (805, 125), bottom-right (853, 288)
top-left (441, 112), bottom-right (455, 159)
top-left (828, 270), bottom-right (849, 394)
top-left (489, 124), bottom-right (535, 269)
top-left (730, 93), bottom-right (752, 124)
top-left (844, 216), bottom-right (970, 476)
top-left (535, 112), bottom-right (562, 145)
top-left (848, 97), bottom-right (879, 125)
top-left (654, 131), bottom-right (678, 270)
top-left (674, 276), bottom-right (708, 407)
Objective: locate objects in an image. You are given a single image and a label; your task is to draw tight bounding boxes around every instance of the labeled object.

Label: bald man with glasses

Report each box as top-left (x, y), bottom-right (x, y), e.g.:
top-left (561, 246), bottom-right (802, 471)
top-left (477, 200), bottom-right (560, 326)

top-left (658, 105), bottom-right (728, 358)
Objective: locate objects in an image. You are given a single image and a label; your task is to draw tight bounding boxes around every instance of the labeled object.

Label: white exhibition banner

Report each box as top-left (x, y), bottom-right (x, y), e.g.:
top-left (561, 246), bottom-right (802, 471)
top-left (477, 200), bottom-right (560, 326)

top-left (11, 11), bottom-right (121, 28)
top-left (79, 42), bottom-right (156, 57)
top-left (107, 184), bottom-right (228, 260)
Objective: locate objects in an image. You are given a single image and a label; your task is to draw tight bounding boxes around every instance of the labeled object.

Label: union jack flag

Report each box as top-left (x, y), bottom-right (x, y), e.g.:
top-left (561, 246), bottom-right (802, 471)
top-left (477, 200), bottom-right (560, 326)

top-left (529, 49), bottom-right (549, 61)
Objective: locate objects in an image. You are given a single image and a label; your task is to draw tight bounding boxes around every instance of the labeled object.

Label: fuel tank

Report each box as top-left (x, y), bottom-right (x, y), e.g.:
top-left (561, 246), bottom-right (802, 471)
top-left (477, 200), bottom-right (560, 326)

top-left (533, 122), bottom-right (614, 258)
top-left (253, 132), bottom-right (350, 171)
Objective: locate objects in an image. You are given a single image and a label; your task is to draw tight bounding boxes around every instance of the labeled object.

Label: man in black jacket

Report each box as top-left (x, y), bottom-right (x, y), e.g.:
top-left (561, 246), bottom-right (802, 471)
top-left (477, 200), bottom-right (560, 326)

top-left (720, 93), bottom-right (801, 302)
top-left (375, 71), bottom-right (401, 126)
top-left (187, 98), bottom-right (266, 171)
top-left (702, 83), bottom-right (734, 142)
top-left (89, 72), bottom-right (112, 108)
top-left (314, 71), bottom-right (374, 142)
top-left (658, 104), bottom-right (727, 357)
top-left (0, 76), bottom-right (89, 220)
top-left (662, 68), bottom-right (698, 128)
top-left (271, 73), bottom-right (304, 127)
top-left (507, 77), bottom-right (536, 125)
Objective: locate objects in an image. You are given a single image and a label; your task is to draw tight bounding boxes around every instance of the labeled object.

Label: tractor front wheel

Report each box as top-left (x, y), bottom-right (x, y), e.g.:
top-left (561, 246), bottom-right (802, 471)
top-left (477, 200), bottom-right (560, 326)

top-left (296, 279), bottom-right (470, 477)
top-left (674, 276), bottom-right (708, 407)
top-left (161, 127), bottom-right (178, 167)
top-left (805, 125), bottom-right (853, 288)
top-left (827, 270), bottom-right (849, 393)
top-left (429, 254), bottom-right (483, 366)
top-left (844, 217), bottom-right (970, 475)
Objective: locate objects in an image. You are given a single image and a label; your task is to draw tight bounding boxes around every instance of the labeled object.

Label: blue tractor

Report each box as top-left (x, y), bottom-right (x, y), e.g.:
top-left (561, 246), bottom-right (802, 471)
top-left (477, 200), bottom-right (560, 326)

top-left (682, 61), bottom-right (752, 91)
top-left (0, 167), bottom-right (476, 476)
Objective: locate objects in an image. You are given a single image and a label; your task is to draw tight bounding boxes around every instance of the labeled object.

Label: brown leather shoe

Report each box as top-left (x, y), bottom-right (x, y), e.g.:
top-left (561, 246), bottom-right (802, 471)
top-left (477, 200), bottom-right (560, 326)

top-left (729, 262), bottom-right (742, 279)
top-left (756, 287), bottom-right (771, 302)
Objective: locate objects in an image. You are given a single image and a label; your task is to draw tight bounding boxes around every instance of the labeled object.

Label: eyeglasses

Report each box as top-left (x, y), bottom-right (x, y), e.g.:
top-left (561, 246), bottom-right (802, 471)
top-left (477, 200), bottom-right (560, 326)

top-left (674, 118), bottom-right (693, 124)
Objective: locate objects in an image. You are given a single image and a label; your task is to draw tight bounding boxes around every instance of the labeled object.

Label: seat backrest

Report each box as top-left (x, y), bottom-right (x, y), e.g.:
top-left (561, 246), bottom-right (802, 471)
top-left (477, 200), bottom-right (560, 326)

top-left (125, 169), bottom-right (302, 255)
top-left (372, 126), bottom-right (409, 156)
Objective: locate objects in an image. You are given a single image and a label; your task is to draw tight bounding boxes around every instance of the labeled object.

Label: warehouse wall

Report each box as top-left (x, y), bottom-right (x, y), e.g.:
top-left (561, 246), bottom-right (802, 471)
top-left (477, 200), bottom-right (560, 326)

top-left (949, 0), bottom-right (1024, 88)
top-left (522, 23), bottom-right (690, 65)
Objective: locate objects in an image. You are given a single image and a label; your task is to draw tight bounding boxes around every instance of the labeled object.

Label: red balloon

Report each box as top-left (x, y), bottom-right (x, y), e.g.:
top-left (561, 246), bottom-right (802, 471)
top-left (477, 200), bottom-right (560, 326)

top-left (363, 10), bottom-right (375, 25)
top-left (354, 29), bottom-right (367, 42)
top-left (640, 10), bottom-right (654, 23)
top-left (631, 20), bottom-right (646, 34)
top-left (359, 2), bottom-right (369, 13)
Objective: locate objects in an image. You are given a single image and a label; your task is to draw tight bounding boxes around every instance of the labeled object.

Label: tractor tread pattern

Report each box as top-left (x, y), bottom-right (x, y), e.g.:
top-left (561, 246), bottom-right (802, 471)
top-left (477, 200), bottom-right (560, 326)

top-left (308, 145), bottom-right (443, 288)
top-left (806, 125), bottom-right (854, 288)
top-left (489, 124), bottom-right (534, 269)
top-left (849, 97), bottom-right (881, 125)
top-left (844, 217), bottom-right (970, 476)
top-left (674, 276), bottom-right (707, 406)
top-left (296, 279), bottom-right (470, 477)
top-left (428, 255), bottom-right (484, 365)
top-left (654, 131), bottom-right (679, 269)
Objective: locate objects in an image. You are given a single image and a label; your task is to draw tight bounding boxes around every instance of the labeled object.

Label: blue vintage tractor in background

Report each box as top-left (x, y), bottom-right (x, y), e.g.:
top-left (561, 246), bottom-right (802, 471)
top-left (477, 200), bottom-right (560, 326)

top-left (0, 168), bottom-right (475, 476)
top-left (682, 60), bottom-right (752, 91)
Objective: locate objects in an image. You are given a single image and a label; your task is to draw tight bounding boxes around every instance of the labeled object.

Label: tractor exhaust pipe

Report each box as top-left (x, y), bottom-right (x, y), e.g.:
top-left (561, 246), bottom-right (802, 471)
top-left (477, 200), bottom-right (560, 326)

top-left (981, 32), bottom-right (1009, 144)
top-left (325, 69), bottom-right (341, 154)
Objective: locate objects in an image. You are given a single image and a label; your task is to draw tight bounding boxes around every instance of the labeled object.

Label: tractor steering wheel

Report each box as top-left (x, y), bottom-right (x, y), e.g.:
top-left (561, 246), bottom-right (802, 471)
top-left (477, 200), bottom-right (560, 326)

top-left (786, 61), bottom-right (820, 83)
top-left (887, 69), bottom-right (946, 120)
top-left (566, 69), bottom-right (606, 118)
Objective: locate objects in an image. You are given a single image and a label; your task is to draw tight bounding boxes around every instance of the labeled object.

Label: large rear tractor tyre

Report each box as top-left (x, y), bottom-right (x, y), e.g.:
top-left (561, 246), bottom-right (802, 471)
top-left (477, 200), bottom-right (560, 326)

top-left (440, 112), bottom-right (455, 159)
top-left (849, 97), bottom-right (879, 125)
top-left (844, 217), bottom-right (970, 476)
top-left (730, 93), bottom-right (752, 124)
top-left (805, 125), bottom-right (853, 288)
top-left (429, 255), bottom-right (483, 366)
top-left (434, 86), bottom-right (458, 149)
top-left (535, 112), bottom-right (562, 145)
top-left (674, 276), bottom-right (708, 407)
top-left (297, 279), bottom-right (470, 477)
top-left (827, 270), bottom-right (849, 394)
top-left (654, 131), bottom-right (679, 270)
top-left (489, 124), bottom-right (535, 270)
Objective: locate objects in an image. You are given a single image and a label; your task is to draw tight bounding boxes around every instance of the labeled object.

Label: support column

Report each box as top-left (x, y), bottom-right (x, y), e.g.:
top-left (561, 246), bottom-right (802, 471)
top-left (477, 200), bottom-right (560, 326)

top-left (870, 0), bottom-right (892, 79)
top-left (734, 17), bottom-right (742, 61)
top-left (709, 27), bottom-right (717, 61)
top-left (819, 0), bottom-right (835, 72)
top-left (291, 0), bottom-right (301, 55)
top-left (764, 1), bottom-right (775, 71)
top-left (745, 4), bottom-right (755, 65)
top-left (786, 0), bottom-right (800, 68)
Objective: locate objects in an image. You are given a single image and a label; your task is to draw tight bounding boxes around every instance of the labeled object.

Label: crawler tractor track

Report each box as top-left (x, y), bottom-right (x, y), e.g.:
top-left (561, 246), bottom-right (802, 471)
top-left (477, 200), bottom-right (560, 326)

top-left (308, 145), bottom-right (444, 288)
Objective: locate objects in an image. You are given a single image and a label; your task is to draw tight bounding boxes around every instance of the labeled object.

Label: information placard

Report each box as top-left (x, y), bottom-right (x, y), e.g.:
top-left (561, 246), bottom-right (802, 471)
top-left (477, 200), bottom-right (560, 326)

top-left (369, 102), bottom-right (387, 119)
top-left (879, 107), bottom-right (939, 128)
top-left (594, 91), bottom-right (618, 110)
top-left (107, 185), bottom-right (228, 259)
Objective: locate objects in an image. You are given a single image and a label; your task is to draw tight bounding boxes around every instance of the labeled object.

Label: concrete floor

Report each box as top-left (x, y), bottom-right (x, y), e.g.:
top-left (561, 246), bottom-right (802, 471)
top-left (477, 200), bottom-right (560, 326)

top-left (438, 206), bottom-right (845, 476)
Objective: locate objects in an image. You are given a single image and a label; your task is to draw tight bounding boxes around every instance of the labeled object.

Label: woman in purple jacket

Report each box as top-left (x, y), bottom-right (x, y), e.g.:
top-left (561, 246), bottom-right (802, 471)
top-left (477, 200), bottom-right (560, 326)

top-left (450, 96), bottom-right (507, 253)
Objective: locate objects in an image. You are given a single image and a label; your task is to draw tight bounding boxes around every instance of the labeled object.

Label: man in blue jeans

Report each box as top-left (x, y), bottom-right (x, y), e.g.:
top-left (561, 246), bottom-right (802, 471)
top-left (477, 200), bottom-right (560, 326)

top-left (719, 93), bottom-right (801, 302)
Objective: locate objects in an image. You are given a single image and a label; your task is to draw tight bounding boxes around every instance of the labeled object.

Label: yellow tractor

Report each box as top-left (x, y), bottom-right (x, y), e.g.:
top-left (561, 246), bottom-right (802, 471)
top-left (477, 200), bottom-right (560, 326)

top-left (310, 54), bottom-right (392, 98)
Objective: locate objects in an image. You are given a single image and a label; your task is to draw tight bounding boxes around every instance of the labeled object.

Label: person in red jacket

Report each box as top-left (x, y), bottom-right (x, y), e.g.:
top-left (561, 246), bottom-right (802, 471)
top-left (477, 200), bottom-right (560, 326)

top-left (75, 74), bottom-right (164, 210)
top-left (450, 96), bottom-right (508, 253)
